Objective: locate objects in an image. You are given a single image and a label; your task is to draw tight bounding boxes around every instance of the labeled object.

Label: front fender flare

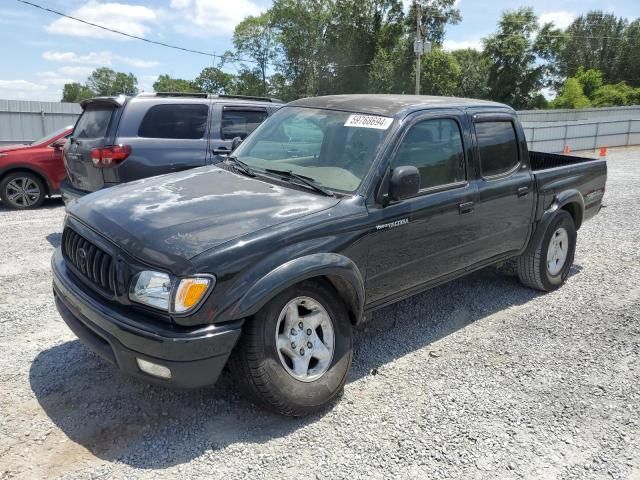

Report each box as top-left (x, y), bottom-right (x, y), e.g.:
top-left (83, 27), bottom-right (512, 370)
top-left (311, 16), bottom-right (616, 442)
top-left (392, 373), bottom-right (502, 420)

top-left (228, 253), bottom-right (365, 324)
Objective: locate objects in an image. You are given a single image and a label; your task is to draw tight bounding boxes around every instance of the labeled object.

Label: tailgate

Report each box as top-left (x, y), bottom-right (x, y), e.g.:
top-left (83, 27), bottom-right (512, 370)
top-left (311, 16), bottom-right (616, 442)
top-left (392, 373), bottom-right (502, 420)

top-left (64, 99), bottom-right (121, 192)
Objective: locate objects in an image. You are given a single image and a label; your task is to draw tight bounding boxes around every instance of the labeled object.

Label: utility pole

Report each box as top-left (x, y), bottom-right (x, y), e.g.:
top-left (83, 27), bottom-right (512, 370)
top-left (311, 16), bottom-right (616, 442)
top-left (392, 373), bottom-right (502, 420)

top-left (415, 2), bottom-right (422, 95)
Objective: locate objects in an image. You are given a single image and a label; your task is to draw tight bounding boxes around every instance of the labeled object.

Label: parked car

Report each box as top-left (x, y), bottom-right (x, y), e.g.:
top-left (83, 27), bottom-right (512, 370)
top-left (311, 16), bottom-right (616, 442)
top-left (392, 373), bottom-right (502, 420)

top-left (51, 95), bottom-right (606, 416)
top-left (0, 126), bottom-right (72, 209)
top-left (61, 92), bottom-right (282, 205)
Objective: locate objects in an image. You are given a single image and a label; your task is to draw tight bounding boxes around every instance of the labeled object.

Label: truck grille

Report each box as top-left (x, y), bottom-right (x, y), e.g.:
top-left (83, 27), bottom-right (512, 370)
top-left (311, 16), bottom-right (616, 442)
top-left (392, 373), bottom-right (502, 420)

top-left (62, 228), bottom-right (116, 293)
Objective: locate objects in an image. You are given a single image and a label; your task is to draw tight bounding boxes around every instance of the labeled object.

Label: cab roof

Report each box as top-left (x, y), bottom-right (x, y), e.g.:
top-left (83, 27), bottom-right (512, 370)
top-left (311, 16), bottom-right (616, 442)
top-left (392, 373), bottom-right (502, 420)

top-left (287, 94), bottom-right (511, 118)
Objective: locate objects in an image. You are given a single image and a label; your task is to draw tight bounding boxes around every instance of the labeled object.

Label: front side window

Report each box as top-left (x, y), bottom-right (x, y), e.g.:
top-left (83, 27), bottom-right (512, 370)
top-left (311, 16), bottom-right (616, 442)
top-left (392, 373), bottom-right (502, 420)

top-left (221, 108), bottom-right (268, 140)
top-left (138, 104), bottom-right (208, 139)
top-left (391, 118), bottom-right (466, 191)
top-left (233, 107), bottom-right (392, 193)
top-left (475, 121), bottom-right (519, 177)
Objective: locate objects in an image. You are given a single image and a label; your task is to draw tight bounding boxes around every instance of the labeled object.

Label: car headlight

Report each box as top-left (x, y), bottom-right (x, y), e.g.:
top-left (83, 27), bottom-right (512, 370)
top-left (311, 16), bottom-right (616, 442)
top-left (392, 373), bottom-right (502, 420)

top-left (129, 271), bottom-right (172, 310)
top-left (173, 277), bottom-right (214, 313)
top-left (129, 271), bottom-right (214, 313)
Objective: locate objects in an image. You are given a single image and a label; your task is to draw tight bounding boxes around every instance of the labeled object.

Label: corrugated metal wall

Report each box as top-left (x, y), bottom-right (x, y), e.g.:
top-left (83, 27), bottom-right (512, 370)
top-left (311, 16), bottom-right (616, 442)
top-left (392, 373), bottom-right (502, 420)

top-left (517, 105), bottom-right (640, 122)
top-left (0, 99), bottom-right (81, 146)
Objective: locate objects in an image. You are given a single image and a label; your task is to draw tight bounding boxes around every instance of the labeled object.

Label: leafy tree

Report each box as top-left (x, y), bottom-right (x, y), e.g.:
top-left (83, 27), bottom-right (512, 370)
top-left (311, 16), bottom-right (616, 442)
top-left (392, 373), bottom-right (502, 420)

top-left (556, 12), bottom-right (627, 84)
top-left (420, 49), bottom-right (460, 96)
top-left (574, 67), bottom-right (603, 98)
top-left (232, 13), bottom-right (277, 95)
top-left (230, 68), bottom-right (265, 96)
top-left (152, 74), bottom-right (198, 93)
top-left (408, 0), bottom-right (461, 47)
top-left (451, 48), bottom-right (489, 98)
top-left (61, 82), bottom-right (95, 102)
top-left (619, 19), bottom-right (640, 87)
top-left (591, 82), bottom-right (636, 106)
top-left (552, 77), bottom-right (590, 109)
top-left (483, 8), bottom-right (545, 109)
top-left (194, 67), bottom-right (234, 94)
top-left (87, 67), bottom-right (138, 96)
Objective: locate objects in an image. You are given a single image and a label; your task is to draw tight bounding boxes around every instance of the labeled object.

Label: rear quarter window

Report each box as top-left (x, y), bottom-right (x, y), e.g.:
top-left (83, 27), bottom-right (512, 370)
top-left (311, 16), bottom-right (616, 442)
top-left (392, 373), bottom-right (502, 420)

top-left (475, 121), bottom-right (519, 177)
top-left (138, 104), bottom-right (209, 139)
top-left (74, 107), bottom-right (113, 139)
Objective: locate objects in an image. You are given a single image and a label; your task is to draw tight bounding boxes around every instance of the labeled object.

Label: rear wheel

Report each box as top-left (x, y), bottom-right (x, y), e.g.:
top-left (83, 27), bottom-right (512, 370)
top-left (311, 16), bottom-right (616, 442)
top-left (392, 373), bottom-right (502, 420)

top-left (229, 280), bottom-right (352, 416)
top-left (517, 210), bottom-right (576, 291)
top-left (0, 172), bottom-right (46, 209)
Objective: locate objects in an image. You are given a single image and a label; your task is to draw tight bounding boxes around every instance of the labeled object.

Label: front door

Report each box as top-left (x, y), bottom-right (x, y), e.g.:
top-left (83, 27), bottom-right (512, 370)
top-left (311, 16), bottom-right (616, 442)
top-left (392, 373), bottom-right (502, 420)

top-left (365, 111), bottom-right (479, 305)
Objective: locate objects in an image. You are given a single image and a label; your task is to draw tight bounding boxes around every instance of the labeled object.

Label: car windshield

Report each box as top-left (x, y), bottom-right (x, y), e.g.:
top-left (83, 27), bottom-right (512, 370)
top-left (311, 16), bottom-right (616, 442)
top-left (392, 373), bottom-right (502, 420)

top-left (31, 126), bottom-right (71, 146)
top-left (232, 106), bottom-right (394, 193)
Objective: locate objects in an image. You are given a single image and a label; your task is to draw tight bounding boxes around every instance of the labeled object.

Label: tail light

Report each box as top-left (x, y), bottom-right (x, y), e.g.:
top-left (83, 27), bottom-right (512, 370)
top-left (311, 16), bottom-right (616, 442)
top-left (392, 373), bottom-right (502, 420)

top-left (91, 145), bottom-right (131, 168)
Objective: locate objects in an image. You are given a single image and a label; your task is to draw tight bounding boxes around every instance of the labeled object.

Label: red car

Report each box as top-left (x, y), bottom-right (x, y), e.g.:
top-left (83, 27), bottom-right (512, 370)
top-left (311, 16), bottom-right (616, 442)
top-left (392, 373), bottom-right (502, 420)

top-left (0, 126), bottom-right (73, 209)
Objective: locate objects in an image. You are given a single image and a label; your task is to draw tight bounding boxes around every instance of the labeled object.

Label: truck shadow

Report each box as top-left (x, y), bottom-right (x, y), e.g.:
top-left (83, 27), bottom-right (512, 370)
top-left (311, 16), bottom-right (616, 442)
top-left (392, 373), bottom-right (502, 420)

top-left (28, 264), bottom-right (582, 469)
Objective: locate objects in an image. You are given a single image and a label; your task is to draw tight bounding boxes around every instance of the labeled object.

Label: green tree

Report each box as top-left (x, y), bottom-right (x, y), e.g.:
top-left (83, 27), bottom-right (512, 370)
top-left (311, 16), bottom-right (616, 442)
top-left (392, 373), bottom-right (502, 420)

top-left (152, 74), bottom-right (198, 93)
top-left (591, 82), bottom-right (635, 106)
top-left (194, 67), bottom-right (235, 94)
top-left (420, 49), bottom-right (460, 96)
top-left (61, 82), bottom-right (95, 102)
top-left (232, 13), bottom-right (277, 95)
top-left (552, 77), bottom-right (591, 108)
top-left (230, 68), bottom-right (265, 95)
top-left (483, 8), bottom-right (545, 109)
top-left (556, 11), bottom-right (627, 84)
top-left (574, 67), bottom-right (603, 98)
top-left (619, 19), bottom-right (640, 87)
top-left (451, 48), bottom-right (489, 98)
top-left (86, 67), bottom-right (138, 96)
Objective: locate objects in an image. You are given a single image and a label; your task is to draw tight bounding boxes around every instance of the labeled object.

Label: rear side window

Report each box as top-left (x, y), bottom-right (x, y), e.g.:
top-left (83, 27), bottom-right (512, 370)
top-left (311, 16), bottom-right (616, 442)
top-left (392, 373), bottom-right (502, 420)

top-left (392, 118), bottom-right (466, 190)
top-left (475, 121), bottom-right (519, 177)
top-left (221, 108), bottom-right (268, 140)
top-left (74, 107), bottom-right (113, 139)
top-left (138, 104), bottom-right (209, 139)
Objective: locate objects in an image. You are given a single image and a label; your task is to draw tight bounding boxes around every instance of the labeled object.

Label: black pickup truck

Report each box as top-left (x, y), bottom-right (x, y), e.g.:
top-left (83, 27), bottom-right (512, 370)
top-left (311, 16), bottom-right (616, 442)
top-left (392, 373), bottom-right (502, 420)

top-left (51, 95), bottom-right (606, 416)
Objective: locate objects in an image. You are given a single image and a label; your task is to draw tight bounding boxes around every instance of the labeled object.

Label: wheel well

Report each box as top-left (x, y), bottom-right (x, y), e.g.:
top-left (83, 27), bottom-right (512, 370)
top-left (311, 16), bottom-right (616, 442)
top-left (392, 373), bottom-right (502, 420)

top-left (0, 168), bottom-right (50, 195)
top-left (306, 275), bottom-right (361, 326)
top-left (560, 202), bottom-right (583, 230)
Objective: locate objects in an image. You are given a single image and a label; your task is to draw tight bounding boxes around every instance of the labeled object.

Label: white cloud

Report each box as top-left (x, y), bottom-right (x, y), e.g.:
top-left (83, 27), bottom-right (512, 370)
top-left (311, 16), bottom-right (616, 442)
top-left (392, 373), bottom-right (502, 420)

top-left (0, 80), bottom-right (49, 100)
top-left (43, 51), bottom-right (159, 69)
top-left (0, 80), bottom-right (46, 92)
top-left (45, 1), bottom-right (158, 40)
top-left (443, 38), bottom-right (483, 51)
top-left (539, 11), bottom-right (575, 29)
top-left (171, 0), bottom-right (264, 36)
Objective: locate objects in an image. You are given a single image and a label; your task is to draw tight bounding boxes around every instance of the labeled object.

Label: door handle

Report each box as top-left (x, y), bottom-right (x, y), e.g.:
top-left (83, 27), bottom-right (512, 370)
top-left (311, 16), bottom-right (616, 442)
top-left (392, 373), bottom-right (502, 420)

top-left (212, 147), bottom-right (230, 155)
top-left (517, 186), bottom-right (529, 197)
top-left (458, 201), bottom-right (475, 215)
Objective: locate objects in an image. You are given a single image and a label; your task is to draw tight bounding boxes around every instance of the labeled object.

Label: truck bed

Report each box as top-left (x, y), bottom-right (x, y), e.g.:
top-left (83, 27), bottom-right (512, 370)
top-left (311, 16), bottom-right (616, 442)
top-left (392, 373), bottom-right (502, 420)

top-left (528, 151), bottom-right (607, 225)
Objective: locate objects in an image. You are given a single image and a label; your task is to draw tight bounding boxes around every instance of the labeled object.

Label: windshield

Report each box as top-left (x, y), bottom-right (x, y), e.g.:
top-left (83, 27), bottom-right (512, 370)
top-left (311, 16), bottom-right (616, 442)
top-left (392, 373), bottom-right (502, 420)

top-left (31, 126), bottom-right (72, 146)
top-left (232, 107), bottom-right (394, 193)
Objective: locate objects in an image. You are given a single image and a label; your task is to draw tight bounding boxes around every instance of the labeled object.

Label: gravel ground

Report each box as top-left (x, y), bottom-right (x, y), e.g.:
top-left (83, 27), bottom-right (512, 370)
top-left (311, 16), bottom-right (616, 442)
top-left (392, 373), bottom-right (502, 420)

top-left (0, 147), bottom-right (638, 480)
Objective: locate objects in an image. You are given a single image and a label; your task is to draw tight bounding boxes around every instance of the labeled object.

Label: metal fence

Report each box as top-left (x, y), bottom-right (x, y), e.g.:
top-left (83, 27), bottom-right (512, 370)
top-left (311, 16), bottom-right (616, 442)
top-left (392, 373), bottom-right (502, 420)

top-left (0, 99), bottom-right (81, 146)
top-left (517, 105), bottom-right (640, 123)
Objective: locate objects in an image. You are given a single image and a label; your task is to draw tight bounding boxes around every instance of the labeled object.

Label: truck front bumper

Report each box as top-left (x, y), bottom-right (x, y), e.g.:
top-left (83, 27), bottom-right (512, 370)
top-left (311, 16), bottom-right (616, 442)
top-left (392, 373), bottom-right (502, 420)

top-left (51, 249), bottom-right (243, 388)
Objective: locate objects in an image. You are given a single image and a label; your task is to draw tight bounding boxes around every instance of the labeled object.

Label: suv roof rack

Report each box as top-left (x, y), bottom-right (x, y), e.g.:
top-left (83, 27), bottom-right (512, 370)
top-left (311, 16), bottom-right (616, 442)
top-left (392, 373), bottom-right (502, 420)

top-left (136, 92), bottom-right (284, 103)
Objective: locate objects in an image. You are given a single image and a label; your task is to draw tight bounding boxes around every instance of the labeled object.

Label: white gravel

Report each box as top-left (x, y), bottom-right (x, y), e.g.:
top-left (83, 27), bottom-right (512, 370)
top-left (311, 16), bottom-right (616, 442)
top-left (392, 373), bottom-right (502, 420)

top-left (0, 147), bottom-right (638, 480)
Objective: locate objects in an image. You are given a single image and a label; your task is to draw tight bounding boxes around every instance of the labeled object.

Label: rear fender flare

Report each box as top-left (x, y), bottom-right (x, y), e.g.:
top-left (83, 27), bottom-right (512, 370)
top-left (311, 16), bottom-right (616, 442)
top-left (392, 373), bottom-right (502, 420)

top-left (228, 253), bottom-right (365, 324)
top-left (542, 189), bottom-right (584, 229)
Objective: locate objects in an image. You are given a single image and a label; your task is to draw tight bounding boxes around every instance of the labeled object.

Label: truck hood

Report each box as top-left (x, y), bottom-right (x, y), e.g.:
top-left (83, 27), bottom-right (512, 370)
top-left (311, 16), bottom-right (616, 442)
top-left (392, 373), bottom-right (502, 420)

top-left (68, 166), bottom-right (340, 267)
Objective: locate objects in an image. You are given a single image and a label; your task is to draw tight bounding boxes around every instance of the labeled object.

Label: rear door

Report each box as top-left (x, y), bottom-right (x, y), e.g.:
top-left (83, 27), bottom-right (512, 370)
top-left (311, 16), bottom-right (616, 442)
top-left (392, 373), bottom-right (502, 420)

top-left (64, 102), bottom-right (118, 192)
top-left (469, 112), bottom-right (535, 260)
top-left (208, 104), bottom-right (269, 161)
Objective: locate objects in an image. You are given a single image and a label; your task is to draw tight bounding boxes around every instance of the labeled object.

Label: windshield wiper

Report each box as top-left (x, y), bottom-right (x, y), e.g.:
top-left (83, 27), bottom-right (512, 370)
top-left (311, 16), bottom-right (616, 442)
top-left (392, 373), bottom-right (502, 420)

top-left (264, 168), bottom-right (334, 197)
top-left (226, 156), bottom-right (255, 177)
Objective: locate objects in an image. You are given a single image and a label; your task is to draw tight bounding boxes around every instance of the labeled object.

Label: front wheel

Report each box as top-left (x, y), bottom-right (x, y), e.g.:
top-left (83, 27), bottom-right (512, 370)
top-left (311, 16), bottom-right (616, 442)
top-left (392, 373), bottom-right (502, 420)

top-left (0, 172), bottom-right (46, 209)
top-left (517, 210), bottom-right (577, 291)
top-left (229, 280), bottom-right (353, 416)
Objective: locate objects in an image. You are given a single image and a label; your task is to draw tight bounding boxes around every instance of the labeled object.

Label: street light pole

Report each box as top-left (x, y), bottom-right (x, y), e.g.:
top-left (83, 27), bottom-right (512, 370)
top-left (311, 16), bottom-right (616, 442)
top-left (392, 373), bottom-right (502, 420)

top-left (415, 2), bottom-right (421, 95)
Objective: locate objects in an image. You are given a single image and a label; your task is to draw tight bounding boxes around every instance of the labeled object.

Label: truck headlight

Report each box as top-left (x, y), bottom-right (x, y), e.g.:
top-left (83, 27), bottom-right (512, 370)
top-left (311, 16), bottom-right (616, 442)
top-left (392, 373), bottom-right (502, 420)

top-left (173, 277), bottom-right (214, 313)
top-left (129, 271), bottom-right (172, 310)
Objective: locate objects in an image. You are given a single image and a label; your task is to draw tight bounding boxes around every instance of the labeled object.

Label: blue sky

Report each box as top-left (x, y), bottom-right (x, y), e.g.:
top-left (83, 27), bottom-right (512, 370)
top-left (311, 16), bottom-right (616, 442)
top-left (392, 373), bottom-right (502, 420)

top-left (0, 0), bottom-right (638, 101)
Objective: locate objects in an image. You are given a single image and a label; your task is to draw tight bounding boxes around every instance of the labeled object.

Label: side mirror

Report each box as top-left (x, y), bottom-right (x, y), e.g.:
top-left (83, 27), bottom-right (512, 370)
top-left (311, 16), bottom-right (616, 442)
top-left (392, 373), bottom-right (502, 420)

top-left (388, 166), bottom-right (420, 201)
top-left (51, 138), bottom-right (68, 149)
top-left (231, 136), bottom-right (243, 151)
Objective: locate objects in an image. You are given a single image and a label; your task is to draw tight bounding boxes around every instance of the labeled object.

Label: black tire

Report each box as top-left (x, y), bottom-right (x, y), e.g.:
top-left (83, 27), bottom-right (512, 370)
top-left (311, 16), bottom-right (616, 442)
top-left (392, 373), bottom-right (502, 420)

top-left (229, 279), bottom-right (353, 416)
top-left (517, 210), bottom-right (577, 292)
top-left (0, 171), bottom-right (46, 210)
